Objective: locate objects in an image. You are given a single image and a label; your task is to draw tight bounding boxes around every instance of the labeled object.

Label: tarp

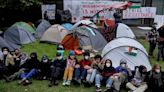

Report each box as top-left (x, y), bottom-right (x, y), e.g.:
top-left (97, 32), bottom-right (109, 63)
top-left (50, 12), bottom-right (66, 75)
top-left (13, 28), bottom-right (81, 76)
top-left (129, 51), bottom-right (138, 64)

top-left (40, 24), bottom-right (69, 44)
top-left (35, 19), bottom-right (51, 38)
top-left (71, 20), bottom-right (98, 29)
top-left (102, 37), bottom-right (151, 71)
top-left (4, 24), bottom-right (36, 45)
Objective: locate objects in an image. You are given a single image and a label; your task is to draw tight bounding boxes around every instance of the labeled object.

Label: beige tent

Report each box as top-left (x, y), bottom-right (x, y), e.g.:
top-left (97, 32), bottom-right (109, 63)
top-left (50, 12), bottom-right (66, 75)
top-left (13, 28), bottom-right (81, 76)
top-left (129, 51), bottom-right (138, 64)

top-left (40, 24), bottom-right (69, 44)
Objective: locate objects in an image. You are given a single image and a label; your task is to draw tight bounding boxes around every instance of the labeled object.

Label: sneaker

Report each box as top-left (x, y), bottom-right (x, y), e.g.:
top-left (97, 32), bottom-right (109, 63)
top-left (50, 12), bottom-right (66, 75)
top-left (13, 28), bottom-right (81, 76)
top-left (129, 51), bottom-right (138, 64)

top-left (54, 80), bottom-right (59, 85)
top-left (65, 80), bottom-right (71, 86)
top-left (62, 81), bottom-right (66, 86)
top-left (95, 86), bottom-right (102, 92)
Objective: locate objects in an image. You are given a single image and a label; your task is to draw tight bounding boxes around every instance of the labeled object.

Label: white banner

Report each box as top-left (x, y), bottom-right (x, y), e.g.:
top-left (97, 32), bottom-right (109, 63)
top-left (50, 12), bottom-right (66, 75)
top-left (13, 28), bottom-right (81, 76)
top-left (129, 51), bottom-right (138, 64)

top-left (123, 7), bottom-right (156, 19)
top-left (154, 15), bottom-right (164, 29)
top-left (64, 0), bottom-right (122, 22)
top-left (41, 4), bottom-right (56, 20)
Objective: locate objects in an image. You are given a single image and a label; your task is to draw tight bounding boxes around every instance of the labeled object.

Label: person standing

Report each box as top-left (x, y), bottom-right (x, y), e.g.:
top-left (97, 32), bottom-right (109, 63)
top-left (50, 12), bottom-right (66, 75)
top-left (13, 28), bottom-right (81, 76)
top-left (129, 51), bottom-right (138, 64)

top-left (146, 24), bottom-right (158, 57)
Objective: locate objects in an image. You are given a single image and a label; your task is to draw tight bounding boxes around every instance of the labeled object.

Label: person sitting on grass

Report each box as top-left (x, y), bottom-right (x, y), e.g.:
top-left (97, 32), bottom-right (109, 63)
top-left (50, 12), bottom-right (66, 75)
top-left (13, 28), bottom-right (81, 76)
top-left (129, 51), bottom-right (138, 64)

top-left (18, 52), bottom-right (40, 86)
top-left (109, 59), bottom-right (132, 92)
top-left (126, 65), bottom-right (148, 92)
top-left (0, 59), bottom-right (10, 82)
top-left (13, 49), bottom-right (22, 72)
top-left (85, 54), bottom-right (102, 87)
top-left (63, 50), bottom-right (78, 86)
top-left (38, 55), bottom-right (51, 80)
top-left (74, 51), bottom-right (92, 85)
top-left (48, 52), bottom-right (66, 87)
top-left (146, 64), bottom-right (164, 92)
top-left (0, 47), bottom-right (14, 76)
top-left (95, 59), bottom-right (116, 92)
top-left (7, 53), bottom-right (28, 81)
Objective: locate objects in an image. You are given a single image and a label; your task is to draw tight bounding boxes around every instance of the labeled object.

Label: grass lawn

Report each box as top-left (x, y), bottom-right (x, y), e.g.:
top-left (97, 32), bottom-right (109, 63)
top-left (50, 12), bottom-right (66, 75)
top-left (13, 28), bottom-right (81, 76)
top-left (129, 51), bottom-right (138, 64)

top-left (0, 39), bottom-right (163, 92)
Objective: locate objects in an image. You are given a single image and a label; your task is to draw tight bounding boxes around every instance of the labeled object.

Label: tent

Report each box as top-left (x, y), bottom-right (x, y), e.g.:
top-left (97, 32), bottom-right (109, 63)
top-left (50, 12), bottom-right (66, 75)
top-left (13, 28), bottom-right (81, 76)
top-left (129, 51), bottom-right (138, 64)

top-left (116, 23), bottom-right (135, 38)
top-left (4, 24), bottom-right (36, 45)
top-left (35, 19), bottom-right (51, 38)
top-left (101, 37), bottom-right (151, 71)
top-left (101, 22), bottom-right (135, 42)
top-left (40, 24), bottom-right (69, 44)
top-left (62, 26), bottom-right (107, 51)
top-left (11, 22), bottom-right (36, 34)
top-left (61, 23), bottom-right (73, 31)
top-left (0, 36), bottom-right (20, 51)
top-left (71, 20), bottom-right (98, 29)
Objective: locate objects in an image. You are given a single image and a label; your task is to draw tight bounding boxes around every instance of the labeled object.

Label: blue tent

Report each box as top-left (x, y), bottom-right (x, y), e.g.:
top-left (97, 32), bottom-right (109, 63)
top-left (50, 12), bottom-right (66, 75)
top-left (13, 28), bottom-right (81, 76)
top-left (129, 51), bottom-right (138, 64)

top-left (61, 23), bottom-right (73, 31)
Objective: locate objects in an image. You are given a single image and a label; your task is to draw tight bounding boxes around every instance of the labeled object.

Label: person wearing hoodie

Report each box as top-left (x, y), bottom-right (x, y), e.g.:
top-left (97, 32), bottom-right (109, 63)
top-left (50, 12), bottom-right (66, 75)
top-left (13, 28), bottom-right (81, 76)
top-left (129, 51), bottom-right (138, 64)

top-left (146, 64), bottom-right (164, 92)
top-left (95, 59), bottom-right (116, 92)
top-left (18, 52), bottom-right (40, 85)
top-left (63, 50), bottom-right (78, 86)
top-left (38, 55), bottom-right (51, 80)
top-left (74, 51), bottom-right (92, 84)
top-left (126, 65), bottom-right (148, 92)
top-left (48, 52), bottom-right (66, 87)
top-left (110, 59), bottom-right (132, 92)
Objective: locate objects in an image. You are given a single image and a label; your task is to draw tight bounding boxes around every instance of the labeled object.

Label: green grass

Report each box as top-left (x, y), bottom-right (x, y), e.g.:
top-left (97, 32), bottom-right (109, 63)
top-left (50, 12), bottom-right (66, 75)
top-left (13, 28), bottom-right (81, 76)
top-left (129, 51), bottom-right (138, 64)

top-left (0, 39), bottom-right (164, 92)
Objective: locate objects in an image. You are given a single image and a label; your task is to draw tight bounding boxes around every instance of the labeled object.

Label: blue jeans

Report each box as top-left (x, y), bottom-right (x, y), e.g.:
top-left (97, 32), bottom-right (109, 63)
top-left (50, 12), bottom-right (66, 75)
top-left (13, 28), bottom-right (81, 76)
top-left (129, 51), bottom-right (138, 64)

top-left (86, 69), bottom-right (97, 83)
top-left (74, 68), bottom-right (87, 80)
top-left (95, 74), bottom-right (113, 87)
top-left (20, 69), bottom-right (38, 79)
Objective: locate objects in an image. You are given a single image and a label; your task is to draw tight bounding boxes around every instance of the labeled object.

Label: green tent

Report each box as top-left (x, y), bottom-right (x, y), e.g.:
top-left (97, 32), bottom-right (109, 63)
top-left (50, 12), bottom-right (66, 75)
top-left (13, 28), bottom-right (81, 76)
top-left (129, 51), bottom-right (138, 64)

top-left (13, 22), bottom-right (36, 34)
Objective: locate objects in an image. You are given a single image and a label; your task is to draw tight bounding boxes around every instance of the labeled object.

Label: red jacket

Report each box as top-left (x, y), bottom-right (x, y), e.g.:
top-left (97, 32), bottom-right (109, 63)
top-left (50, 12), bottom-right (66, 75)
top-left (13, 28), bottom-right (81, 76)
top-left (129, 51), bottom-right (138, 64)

top-left (79, 59), bottom-right (91, 69)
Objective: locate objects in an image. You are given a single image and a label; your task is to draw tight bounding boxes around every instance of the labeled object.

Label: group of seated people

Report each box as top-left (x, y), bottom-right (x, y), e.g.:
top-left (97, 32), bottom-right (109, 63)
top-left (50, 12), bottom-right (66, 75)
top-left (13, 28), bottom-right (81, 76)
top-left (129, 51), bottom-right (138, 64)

top-left (0, 45), bottom-right (164, 92)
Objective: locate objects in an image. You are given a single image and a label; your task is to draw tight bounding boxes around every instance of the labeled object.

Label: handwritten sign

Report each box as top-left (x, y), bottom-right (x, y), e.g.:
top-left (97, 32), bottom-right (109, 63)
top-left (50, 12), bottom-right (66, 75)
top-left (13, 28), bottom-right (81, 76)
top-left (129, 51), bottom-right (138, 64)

top-left (123, 7), bottom-right (156, 19)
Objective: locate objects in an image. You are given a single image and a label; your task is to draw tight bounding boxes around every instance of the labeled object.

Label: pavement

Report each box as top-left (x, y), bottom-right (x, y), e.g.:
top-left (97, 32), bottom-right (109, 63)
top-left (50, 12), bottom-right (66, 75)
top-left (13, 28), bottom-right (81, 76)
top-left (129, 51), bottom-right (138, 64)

top-left (130, 27), bottom-right (150, 39)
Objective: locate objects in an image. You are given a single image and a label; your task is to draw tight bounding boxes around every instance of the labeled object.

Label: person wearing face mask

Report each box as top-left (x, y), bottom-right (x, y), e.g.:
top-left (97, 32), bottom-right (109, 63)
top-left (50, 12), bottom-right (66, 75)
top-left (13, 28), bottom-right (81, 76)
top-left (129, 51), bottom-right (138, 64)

top-left (95, 59), bottom-right (116, 92)
top-left (63, 50), bottom-right (78, 86)
top-left (48, 52), bottom-right (66, 87)
top-left (126, 65), bottom-right (148, 92)
top-left (146, 64), bottom-right (164, 92)
top-left (109, 59), bottom-right (132, 92)
top-left (38, 55), bottom-right (51, 80)
top-left (0, 47), bottom-right (14, 75)
top-left (74, 51), bottom-right (91, 85)
top-left (18, 52), bottom-right (40, 86)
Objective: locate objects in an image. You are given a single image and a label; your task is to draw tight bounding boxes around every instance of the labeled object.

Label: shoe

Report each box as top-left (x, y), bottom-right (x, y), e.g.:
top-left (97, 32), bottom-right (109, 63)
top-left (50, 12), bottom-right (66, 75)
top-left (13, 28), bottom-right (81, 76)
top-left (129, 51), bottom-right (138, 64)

top-left (62, 80), bottom-right (66, 86)
top-left (23, 80), bottom-right (32, 86)
top-left (54, 80), bottom-right (59, 85)
top-left (48, 81), bottom-right (54, 87)
top-left (83, 81), bottom-right (91, 87)
top-left (65, 80), bottom-right (71, 86)
top-left (104, 87), bottom-right (111, 92)
top-left (95, 86), bottom-right (102, 92)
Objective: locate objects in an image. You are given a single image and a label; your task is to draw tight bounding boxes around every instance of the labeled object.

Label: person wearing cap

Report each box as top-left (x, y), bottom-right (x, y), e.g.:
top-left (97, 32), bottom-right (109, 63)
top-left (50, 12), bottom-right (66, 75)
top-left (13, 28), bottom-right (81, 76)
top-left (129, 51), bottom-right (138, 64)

top-left (48, 52), bottom-right (66, 87)
top-left (146, 64), bottom-right (164, 92)
top-left (74, 51), bottom-right (92, 85)
top-left (126, 65), bottom-right (148, 92)
top-left (109, 58), bottom-right (132, 92)
top-left (38, 55), bottom-right (51, 80)
top-left (63, 50), bottom-right (78, 86)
